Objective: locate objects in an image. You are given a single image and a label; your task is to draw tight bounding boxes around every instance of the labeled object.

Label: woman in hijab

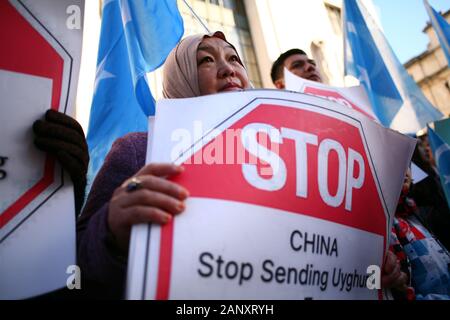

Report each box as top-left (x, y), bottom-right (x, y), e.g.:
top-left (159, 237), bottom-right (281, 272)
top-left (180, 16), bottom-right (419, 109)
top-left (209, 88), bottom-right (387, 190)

top-left (76, 32), bottom-right (250, 298)
top-left (77, 31), bottom-right (407, 299)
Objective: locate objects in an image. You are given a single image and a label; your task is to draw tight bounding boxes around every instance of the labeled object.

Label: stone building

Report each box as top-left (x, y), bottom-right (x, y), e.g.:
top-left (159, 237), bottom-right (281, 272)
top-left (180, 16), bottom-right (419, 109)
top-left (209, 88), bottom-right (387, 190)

top-left (404, 9), bottom-right (450, 117)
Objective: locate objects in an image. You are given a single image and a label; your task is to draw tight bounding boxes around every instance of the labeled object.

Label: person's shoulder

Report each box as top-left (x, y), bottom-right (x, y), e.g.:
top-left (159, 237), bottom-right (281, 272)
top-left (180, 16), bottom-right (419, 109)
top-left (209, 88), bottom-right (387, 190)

top-left (108, 132), bottom-right (147, 169)
top-left (116, 132), bottom-right (147, 144)
top-left (111, 132), bottom-right (147, 151)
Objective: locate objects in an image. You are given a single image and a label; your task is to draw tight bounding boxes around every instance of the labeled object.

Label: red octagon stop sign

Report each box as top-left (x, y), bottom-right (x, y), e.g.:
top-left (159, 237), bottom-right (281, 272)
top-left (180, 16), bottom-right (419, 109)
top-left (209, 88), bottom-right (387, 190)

top-left (149, 98), bottom-right (391, 300)
top-left (0, 1), bottom-right (70, 240)
top-left (172, 102), bottom-right (388, 241)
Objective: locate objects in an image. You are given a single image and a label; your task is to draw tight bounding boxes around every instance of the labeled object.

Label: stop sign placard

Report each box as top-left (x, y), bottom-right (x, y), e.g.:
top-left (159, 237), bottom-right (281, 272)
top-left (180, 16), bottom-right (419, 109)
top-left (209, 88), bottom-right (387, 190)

top-left (304, 86), bottom-right (377, 121)
top-left (0, 0), bottom-right (68, 241)
top-left (284, 66), bottom-right (378, 122)
top-left (128, 91), bottom-right (415, 300)
top-left (0, 0), bottom-right (82, 299)
top-left (174, 103), bottom-right (386, 236)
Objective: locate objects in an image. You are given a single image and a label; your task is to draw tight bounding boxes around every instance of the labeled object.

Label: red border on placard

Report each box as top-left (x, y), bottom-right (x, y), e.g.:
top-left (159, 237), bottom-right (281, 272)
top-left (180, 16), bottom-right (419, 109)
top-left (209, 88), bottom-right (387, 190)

top-left (155, 221), bottom-right (175, 300)
top-left (0, 159), bottom-right (55, 228)
top-left (0, 1), bottom-right (64, 229)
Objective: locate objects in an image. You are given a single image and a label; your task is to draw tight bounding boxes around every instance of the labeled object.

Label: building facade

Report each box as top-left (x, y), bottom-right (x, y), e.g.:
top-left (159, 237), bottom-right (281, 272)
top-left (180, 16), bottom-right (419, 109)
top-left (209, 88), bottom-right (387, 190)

top-left (76, 0), bottom-right (379, 131)
top-left (404, 10), bottom-right (450, 117)
top-left (173, 0), bottom-right (380, 88)
top-left (150, 0), bottom-right (379, 98)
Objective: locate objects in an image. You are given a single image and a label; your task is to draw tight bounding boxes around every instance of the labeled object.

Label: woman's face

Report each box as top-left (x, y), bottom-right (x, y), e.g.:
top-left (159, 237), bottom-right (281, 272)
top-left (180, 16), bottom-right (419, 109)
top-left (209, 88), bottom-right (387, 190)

top-left (196, 37), bottom-right (250, 95)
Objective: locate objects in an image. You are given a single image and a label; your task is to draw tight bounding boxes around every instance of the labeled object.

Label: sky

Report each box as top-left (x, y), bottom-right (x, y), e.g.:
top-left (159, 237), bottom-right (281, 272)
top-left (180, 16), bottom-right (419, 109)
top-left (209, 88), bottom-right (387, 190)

top-left (372, 0), bottom-right (450, 64)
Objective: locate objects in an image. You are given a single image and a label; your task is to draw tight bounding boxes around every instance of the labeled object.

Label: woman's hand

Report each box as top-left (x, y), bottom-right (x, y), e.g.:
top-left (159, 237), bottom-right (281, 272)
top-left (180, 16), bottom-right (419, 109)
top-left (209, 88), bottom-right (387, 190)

top-left (381, 250), bottom-right (408, 291)
top-left (108, 163), bottom-right (189, 253)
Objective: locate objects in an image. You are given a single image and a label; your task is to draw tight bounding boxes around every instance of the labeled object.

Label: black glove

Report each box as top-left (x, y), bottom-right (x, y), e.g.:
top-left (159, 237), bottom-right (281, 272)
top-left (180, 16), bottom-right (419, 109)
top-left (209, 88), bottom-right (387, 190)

top-left (33, 109), bottom-right (89, 216)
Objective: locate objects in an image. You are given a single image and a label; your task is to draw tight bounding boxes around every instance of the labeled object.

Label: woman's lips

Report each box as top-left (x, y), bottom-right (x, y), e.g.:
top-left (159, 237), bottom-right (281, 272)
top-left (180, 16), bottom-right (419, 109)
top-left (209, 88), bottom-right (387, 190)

top-left (220, 82), bottom-right (242, 92)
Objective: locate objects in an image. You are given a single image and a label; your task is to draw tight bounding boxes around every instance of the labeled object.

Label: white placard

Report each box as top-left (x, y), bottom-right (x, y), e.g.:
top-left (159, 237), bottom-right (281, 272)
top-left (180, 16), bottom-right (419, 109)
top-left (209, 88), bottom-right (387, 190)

top-left (127, 89), bottom-right (416, 300)
top-left (0, 0), bottom-right (84, 299)
top-left (411, 162), bottom-right (428, 184)
top-left (284, 68), bottom-right (378, 123)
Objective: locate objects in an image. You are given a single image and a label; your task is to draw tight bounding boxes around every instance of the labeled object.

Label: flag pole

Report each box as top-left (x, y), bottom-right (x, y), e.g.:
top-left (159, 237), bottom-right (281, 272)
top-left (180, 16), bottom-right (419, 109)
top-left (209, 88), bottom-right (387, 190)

top-left (182, 0), bottom-right (210, 33)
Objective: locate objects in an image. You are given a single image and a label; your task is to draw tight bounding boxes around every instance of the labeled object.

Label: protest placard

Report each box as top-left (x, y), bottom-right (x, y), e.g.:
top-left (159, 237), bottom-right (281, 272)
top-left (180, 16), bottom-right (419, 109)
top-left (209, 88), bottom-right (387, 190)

top-left (0, 0), bottom-right (83, 299)
top-left (127, 89), bottom-right (415, 300)
top-left (284, 68), bottom-right (378, 122)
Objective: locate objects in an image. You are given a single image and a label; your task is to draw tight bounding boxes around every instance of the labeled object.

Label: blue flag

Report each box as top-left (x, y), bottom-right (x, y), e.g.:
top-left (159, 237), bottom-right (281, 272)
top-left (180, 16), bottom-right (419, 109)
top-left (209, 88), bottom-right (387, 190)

top-left (435, 118), bottom-right (450, 146)
top-left (424, 0), bottom-right (450, 67)
top-left (87, 0), bottom-right (183, 187)
top-left (343, 0), bottom-right (443, 134)
top-left (427, 125), bottom-right (450, 209)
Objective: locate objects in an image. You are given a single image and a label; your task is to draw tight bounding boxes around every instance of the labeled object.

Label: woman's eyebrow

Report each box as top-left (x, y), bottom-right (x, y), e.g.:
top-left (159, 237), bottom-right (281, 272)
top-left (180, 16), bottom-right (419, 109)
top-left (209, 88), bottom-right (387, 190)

top-left (198, 45), bottom-right (213, 52)
top-left (198, 44), bottom-right (234, 52)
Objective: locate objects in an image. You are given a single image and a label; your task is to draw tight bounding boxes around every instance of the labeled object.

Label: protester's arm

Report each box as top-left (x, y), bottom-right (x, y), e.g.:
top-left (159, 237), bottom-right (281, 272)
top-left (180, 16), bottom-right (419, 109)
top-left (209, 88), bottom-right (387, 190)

top-left (76, 133), bottom-right (144, 296)
top-left (33, 109), bottom-right (89, 215)
top-left (76, 133), bottom-right (188, 297)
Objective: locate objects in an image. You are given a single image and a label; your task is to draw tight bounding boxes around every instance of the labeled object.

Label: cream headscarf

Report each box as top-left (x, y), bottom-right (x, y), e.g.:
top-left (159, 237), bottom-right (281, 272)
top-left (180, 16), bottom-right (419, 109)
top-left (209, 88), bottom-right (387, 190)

top-left (162, 31), bottom-right (245, 99)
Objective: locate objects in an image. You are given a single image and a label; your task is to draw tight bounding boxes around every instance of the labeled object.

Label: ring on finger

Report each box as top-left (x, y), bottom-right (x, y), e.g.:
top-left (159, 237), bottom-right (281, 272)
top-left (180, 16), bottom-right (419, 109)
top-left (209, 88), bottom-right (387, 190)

top-left (126, 177), bottom-right (143, 193)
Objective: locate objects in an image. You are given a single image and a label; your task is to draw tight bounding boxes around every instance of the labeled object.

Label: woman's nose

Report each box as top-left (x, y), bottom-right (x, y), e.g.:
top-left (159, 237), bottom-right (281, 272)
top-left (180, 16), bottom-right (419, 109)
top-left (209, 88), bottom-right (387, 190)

top-left (218, 60), bottom-right (235, 78)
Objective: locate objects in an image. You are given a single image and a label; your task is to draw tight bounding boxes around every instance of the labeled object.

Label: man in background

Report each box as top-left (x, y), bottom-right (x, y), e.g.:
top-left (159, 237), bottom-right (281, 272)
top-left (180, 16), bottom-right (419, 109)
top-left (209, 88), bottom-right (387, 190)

top-left (270, 48), bottom-right (322, 88)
